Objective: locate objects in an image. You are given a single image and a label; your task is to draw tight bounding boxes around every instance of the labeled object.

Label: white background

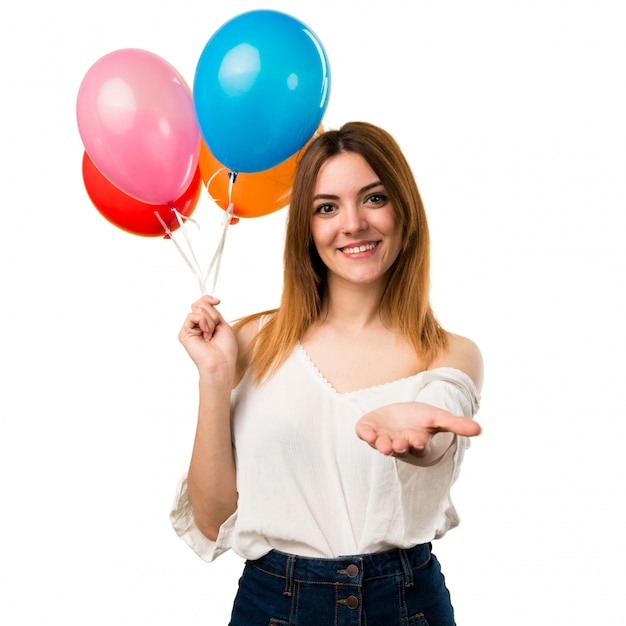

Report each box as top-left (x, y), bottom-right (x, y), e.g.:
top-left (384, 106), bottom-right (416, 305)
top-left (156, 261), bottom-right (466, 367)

top-left (1, 0), bottom-right (624, 624)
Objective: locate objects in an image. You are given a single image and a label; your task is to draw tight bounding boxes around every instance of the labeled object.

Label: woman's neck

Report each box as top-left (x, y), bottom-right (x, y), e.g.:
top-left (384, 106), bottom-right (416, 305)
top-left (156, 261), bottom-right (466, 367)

top-left (320, 276), bottom-right (388, 330)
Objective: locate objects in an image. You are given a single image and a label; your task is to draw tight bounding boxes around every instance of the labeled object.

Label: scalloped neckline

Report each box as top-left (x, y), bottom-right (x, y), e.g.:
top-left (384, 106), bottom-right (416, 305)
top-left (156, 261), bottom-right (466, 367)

top-left (296, 342), bottom-right (436, 396)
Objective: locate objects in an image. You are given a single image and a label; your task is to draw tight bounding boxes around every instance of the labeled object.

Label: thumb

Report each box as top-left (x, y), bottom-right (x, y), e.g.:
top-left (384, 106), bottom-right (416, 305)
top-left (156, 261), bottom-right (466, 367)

top-left (436, 413), bottom-right (482, 437)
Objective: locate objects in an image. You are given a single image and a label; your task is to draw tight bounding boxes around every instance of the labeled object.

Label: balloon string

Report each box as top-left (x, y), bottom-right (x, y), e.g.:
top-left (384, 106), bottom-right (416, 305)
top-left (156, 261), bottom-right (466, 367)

top-left (204, 171), bottom-right (237, 293)
top-left (157, 169), bottom-right (239, 296)
top-left (171, 207), bottom-right (206, 292)
top-left (205, 166), bottom-right (226, 204)
top-left (154, 210), bottom-right (206, 295)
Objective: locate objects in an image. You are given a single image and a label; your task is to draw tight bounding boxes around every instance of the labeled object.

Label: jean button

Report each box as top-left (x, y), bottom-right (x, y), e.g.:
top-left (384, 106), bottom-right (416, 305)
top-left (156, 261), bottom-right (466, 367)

top-left (345, 564), bottom-right (359, 578)
top-left (345, 595), bottom-right (359, 609)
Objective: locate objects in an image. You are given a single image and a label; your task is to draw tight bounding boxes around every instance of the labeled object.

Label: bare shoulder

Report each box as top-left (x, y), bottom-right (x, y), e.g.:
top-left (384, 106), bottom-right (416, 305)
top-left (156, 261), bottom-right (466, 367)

top-left (233, 314), bottom-right (261, 348)
top-left (232, 311), bottom-right (275, 383)
top-left (430, 332), bottom-right (484, 392)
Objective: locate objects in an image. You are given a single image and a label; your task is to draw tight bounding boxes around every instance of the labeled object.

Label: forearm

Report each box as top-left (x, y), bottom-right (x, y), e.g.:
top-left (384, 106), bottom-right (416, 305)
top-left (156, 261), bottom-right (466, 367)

top-left (186, 379), bottom-right (238, 541)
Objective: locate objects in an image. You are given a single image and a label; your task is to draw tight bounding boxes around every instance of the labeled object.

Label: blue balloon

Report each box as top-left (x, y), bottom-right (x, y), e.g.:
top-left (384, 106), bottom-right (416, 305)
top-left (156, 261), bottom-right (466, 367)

top-left (193, 10), bottom-right (331, 173)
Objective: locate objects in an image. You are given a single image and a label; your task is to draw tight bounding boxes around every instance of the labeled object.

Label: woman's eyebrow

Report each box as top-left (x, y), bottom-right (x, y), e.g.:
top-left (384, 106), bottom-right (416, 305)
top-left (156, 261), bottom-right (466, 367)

top-left (313, 181), bottom-right (383, 202)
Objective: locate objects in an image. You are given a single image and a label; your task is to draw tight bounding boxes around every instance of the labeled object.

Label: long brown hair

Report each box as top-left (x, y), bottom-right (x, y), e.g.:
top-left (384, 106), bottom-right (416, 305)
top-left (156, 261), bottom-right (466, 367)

top-left (236, 121), bottom-right (447, 383)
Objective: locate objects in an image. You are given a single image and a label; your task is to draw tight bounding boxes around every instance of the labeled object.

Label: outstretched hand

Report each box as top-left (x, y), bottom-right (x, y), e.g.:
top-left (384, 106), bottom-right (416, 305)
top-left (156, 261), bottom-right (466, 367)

top-left (355, 402), bottom-right (481, 460)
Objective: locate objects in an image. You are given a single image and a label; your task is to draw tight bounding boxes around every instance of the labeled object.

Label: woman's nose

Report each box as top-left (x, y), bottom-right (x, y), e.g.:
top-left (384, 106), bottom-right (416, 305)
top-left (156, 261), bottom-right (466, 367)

top-left (340, 206), bottom-right (367, 235)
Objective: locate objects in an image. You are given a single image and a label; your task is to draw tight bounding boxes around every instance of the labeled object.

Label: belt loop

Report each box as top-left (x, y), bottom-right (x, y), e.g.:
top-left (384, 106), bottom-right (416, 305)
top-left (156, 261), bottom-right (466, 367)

top-left (283, 555), bottom-right (296, 596)
top-left (398, 548), bottom-right (414, 588)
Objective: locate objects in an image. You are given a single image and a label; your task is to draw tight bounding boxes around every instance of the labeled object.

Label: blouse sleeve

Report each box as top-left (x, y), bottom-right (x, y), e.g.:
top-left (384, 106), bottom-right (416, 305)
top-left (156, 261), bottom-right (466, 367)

top-left (411, 367), bottom-right (481, 463)
top-left (414, 367), bottom-right (480, 418)
top-left (169, 474), bottom-right (236, 562)
top-left (390, 368), bottom-right (482, 541)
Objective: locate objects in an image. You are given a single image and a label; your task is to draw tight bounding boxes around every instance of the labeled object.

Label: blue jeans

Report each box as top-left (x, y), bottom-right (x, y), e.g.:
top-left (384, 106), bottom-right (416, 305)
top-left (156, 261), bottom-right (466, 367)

top-left (228, 543), bottom-right (456, 625)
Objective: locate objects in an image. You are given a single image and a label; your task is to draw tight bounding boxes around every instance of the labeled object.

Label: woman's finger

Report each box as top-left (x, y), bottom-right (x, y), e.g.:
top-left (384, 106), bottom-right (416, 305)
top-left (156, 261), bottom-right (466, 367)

top-left (354, 422), bottom-right (377, 445)
top-left (433, 413), bottom-right (482, 437)
top-left (390, 437), bottom-right (410, 454)
top-left (181, 324), bottom-right (203, 335)
top-left (192, 302), bottom-right (224, 331)
top-left (191, 294), bottom-right (220, 308)
top-left (180, 310), bottom-right (217, 339)
top-left (374, 433), bottom-right (394, 456)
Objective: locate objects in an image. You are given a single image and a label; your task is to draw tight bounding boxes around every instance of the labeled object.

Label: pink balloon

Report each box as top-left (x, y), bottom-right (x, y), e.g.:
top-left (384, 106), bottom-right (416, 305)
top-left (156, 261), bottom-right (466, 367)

top-left (76, 48), bottom-right (200, 205)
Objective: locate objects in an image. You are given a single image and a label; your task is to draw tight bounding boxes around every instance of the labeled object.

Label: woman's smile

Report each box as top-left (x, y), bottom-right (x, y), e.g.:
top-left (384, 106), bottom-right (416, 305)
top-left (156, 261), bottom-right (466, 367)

top-left (339, 240), bottom-right (380, 256)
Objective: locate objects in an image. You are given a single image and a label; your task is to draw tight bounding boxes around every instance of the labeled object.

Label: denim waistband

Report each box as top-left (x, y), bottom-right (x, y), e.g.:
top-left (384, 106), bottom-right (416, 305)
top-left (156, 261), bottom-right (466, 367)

top-left (247, 543), bottom-right (432, 590)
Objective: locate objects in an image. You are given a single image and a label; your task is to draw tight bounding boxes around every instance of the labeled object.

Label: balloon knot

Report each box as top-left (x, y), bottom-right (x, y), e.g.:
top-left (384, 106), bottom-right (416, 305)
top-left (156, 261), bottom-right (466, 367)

top-left (228, 171), bottom-right (239, 184)
top-left (230, 217), bottom-right (240, 225)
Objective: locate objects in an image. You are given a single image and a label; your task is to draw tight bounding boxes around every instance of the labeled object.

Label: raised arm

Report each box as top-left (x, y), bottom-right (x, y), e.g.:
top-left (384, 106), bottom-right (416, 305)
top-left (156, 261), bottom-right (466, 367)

top-left (178, 295), bottom-right (255, 541)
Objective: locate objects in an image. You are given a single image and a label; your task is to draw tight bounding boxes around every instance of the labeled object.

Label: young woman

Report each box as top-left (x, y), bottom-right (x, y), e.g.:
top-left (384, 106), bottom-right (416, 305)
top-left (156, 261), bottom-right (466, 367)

top-left (171, 122), bottom-right (483, 625)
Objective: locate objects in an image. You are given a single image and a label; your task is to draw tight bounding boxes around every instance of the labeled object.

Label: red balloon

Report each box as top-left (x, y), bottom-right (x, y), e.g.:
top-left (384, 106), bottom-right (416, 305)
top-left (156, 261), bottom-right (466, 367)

top-left (82, 152), bottom-right (201, 237)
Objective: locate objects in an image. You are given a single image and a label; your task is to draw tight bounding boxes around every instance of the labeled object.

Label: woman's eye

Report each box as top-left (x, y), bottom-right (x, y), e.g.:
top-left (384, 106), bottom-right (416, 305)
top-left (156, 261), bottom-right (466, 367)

top-left (315, 203), bottom-right (336, 215)
top-left (366, 193), bottom-right (387, 205)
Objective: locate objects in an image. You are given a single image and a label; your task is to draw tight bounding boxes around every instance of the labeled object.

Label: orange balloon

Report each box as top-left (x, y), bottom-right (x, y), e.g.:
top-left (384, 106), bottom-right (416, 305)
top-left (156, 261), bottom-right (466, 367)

top-left (199, 126), bottom-right (322, 219)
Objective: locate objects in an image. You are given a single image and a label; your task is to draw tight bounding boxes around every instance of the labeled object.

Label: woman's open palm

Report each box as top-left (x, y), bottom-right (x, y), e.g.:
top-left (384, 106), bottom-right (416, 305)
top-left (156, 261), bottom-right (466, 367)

top-left (355, 402), bottom-right (481, 459)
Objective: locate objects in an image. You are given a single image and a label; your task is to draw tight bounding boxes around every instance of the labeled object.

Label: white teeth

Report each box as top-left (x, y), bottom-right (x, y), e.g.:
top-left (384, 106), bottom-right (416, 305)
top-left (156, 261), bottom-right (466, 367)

top-left (342, 242), bottom-right (377, 254)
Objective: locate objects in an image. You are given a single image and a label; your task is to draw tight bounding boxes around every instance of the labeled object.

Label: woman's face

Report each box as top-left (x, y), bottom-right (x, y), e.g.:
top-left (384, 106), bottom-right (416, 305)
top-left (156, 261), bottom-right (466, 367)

top-left (310, 151), bottom-right (402, 289)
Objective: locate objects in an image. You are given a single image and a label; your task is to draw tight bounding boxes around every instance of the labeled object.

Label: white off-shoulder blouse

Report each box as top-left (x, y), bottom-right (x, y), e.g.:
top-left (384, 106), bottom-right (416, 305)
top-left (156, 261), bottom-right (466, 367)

top-left (170, 343), bottom-right (480, 562)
